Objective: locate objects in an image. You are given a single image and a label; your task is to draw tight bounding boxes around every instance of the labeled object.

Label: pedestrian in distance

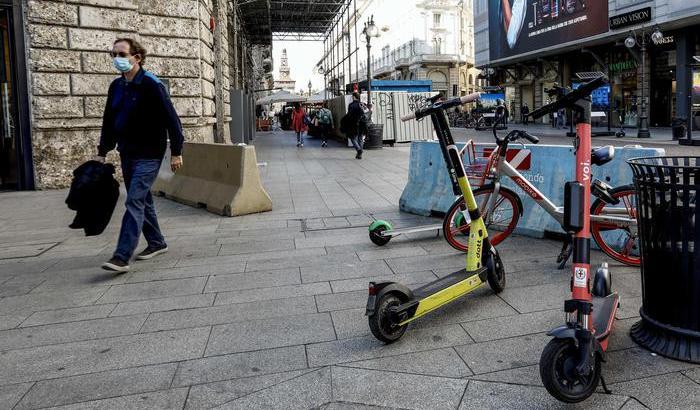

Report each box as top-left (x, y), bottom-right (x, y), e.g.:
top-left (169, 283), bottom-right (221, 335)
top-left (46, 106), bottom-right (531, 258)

top-left (317, 102), bottom-right (334, 147)
top-left (95, 38), bottom-right (184, 273)
top-left (291, 102), bottom-right (308, 147)
top-left (344, 92), bottom-right (365, 159)
top-left (521, 103), bottom-right (529, 125)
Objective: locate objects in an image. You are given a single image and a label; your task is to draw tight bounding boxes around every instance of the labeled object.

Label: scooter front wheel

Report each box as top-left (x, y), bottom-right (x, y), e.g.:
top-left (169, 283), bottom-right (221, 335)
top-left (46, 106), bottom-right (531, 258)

top-left (540, 338), bottom-right (601, 403)
top-left (369, 224), bottom-right (392, 246)
top-left (368, 294), bottom-right (407, 343)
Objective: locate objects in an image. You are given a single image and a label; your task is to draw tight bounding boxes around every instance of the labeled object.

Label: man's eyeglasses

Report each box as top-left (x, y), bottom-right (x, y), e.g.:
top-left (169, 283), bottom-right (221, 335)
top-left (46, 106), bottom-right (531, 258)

top-left (109, 51), bottom-right (133, 58)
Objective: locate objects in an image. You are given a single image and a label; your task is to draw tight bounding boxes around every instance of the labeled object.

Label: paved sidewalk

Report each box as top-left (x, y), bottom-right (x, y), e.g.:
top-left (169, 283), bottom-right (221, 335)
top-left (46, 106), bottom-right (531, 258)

top-left (0, 130), bottom-right (698, 409)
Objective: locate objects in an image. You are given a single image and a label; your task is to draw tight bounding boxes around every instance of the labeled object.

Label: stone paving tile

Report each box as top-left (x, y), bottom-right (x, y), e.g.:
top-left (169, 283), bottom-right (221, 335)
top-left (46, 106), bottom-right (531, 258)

top-left (458, 380), bottom-right (628, 410)
top-left (331, 308), bottom-right (372, 340)
top-left (97, 276), bottom-right (207, 304)
top-left (0, 313), bottom-right (28, 331)
top-left (497, 282), bottom-right (570, 313)
top-left (124, 263), bottom-right (244, 284)
top-left (321, 402), bottom-right (395, 409)
top-left (385, 252), bottom-right (466, 274)
top-left (356, 246), bottom-right (429, 262)
top-left (248, 252), bottom-right (359, 273)
top-left (619, 398), bottom-right (649, 410)
top-left (468, 364), bottom-right (542, 386)
top-left (0, 287), bottom-right (108, 316)
top-left (307, 324), bottom-right (472, 367)
top-left (216, 367), bottom-right (331, 410)
top-left (0, 327), bottom-right (209, 385)
top-left (332, 366), bottom-right (467, 410)
top-left (46, 387), bottom-right (189, 410)
top-left (184, 369), bottom-right (315, 409)
top-left (316, 290), bottom-right (367, 312)
top-left (329, 270), bottom-right (436, 293)
top-left (21, 304), bottom-right (117, 327)
top-left (608, 372), bottom-right (700, 409)
top-left (616, 296), bottom-right (642, 320)
top-left (109, 293), bottom-right (215, 317)
top-left (142, 296), bottom-right (317, 332)
top-left (293, 234), bottom-right (368, 250)
top-left (606, 318), bottom-right (641, 352)
top-left (301, 260), bottom-right (393, 283)
top-left (173, 345), bottom-right (308, 386)
top-left (0, 314), bottom-right (147, 351)
top-left (218, 239), bottom-right (296, 256)
top-left (205, 313), bottom-right (336, 356)
top-left (684, 367), bottom-right (700, 383)
top-left (0, 273), bottom-right (50, 297)
top-left (461, 308), bottom-right (560, 342)
top-left (342, 347), bottom-right (472, 378)
top-left (213, 282), bottom-right (332, 304)
top-left (454, 333), bottom-right (551, 375)
top-left (204, 268), bottom-right (301, 293)
top-left (602, 347), bottom-right (700, 384)
top-left (0, 382), bottom-right (33, 410)
top-left (14, 363), bottom-right (177, 409)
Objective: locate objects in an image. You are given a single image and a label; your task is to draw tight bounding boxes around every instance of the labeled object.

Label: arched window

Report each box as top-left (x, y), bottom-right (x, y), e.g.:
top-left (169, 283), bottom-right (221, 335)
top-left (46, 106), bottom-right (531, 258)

top-left (468, 74), bottom-right (473, 85)
top-left (428, 70), bottom-right (448, 94)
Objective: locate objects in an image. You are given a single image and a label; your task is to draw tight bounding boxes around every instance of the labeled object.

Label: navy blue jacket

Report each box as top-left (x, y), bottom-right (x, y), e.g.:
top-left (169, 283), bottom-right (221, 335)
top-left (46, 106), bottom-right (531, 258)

top-left (98, 68), bottom-right (184, 159)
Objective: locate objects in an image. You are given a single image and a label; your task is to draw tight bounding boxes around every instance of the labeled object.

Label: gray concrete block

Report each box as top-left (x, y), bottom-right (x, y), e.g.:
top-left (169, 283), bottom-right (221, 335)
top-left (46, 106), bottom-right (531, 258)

top-left (215, 367), bottom-right (331, 410)
top-left (356, 246), bottom-right (429, 262)
top-left (468, 364), bottom-right (542, 387)
top-left (246, 252), bottom-right (358, 272)
top-left (184, 369), bottom-right (314, 409)
top-left (462, 309), bottom-right (560, 342)
top-left (454, 333), bottom-right (550, 375)
top-left (110, 294), bottom-right (215, 317)
top-left (329, 270), bottom-right (436, 293)
top-left (684, 367), bottom-right (700, 383)
top-left (15, 363), bottom-right (176, 409)
top-left (331, 308), bottom-right (369, 340)
top-left (332, 366), bottom-right (467, 409)
top-left (219, 239), bottom-right (296, 256)
top-left (0, 327), bottom-right (209, 385)
top-left (603, 347), bottom-right (700, 384)
top-left (44, 387), bottom-right (189, 410)
top-left (307, 324), bottom-right (472, 367)
top-left (0, 313), bottom-right (28, 330)
top-left (214, 282), bottom-right (331, 304)
top-left (315, 290), bottom-right (367, 312)
top-left (458, 380), bottom-right (627, 410)
top-left (205, 313), bottom-right (336, 356)
top-left (386, 253), bottom-right (465, 274)
top-left (616, 296), bottom-right (641, 320)
top-left (0, 287), bottom-right (108, 315)
top-left (0, 383), bottom-right (33, 410)
top-left (125, 264), bottom-right (241, 284)
top-left (27, 268), bottom-right (129, 294)
top-left (497, 283), bottom-right (569, 313)
top-left (301, 260), bottom-right (393, 283)
top-left (0, 314), bottom-right (146, 351)
top-left (142, 296), bottom-right (317, 332)
top-left (608, 372), bottom-right (700, 409)
top-left (97, 277), bottom-right (207, 304)
top-left (619, 399), bottom-right (648, 410)
top-left (173, 345), bottom-right (308, 386)
top-left (344, 347), bottom-right (472, 378)
top-left (204, 268), bottom-right (301, 293)
top-left (21, 304), bottom-right (117, 327)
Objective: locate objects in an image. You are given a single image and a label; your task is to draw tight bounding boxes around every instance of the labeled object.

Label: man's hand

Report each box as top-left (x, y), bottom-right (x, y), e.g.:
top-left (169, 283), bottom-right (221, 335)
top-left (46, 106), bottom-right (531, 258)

top-left (171, 155), bottom-right (183, 172)
top-left (93, 155), bottom-right (106, 163)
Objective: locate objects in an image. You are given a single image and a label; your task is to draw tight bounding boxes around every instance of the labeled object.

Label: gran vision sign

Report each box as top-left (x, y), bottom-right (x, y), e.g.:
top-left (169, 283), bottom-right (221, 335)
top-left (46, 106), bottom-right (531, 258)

top-left (609, 7), bottom-right (651, 30)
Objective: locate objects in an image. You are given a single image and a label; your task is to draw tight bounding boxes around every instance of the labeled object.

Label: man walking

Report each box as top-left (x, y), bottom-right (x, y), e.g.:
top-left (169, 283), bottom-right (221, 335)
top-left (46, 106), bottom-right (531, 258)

top-left (317, 102), bottom-right (334, 147)
top-left (521, 103), bottom-right (529, 125)
top-left (346, 92), bottom-right (365, 159)
top-left (96, 38), bottom-right (184, 273)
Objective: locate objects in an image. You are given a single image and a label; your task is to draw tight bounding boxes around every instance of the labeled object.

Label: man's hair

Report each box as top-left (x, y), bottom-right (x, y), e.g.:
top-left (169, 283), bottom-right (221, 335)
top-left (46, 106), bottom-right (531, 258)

top-left (114, 38), bottom-right (147, 66)
top-left (322, 102), bottom-right (328, 108)
top-left (352, 92), bottom-right (360, 100)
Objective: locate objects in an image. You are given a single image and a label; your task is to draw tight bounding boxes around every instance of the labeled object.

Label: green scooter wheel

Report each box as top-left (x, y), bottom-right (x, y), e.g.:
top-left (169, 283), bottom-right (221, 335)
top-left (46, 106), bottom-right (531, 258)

top-left (369, 221), bottom-right (392, 246)
top-left (368, 294), bottom-right (407, 343)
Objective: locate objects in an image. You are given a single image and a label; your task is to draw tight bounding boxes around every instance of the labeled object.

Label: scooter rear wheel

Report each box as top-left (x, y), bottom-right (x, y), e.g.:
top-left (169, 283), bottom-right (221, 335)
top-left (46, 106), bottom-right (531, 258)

top-left (540, 338), bottom-right (601, 403)
top-left (368, 294), bottom-right (407, 343)
top-left (369, 225), bottom-right (391, 246)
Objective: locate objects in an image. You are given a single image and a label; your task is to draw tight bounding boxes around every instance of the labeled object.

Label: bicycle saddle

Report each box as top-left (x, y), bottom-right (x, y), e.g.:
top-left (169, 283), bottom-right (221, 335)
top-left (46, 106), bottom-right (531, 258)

top-left (591, 146), bottom-right (615, 166)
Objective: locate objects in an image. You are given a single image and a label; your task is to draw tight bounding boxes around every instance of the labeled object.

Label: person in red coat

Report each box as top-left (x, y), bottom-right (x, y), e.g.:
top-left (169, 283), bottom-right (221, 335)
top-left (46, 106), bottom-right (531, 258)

top-left (291, 103), bottom-right (308, 147)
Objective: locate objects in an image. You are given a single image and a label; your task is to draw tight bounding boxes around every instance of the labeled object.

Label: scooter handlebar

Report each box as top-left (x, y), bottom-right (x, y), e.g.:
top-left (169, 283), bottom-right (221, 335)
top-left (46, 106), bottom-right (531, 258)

top-left (522, 131), bottom-right (539, 144)
top-left (459, 92), bottom-right (481, 104)
top-left (400, 112), bottom-right (416, 122)
top-left (401, 92), bottom-right (482, 122)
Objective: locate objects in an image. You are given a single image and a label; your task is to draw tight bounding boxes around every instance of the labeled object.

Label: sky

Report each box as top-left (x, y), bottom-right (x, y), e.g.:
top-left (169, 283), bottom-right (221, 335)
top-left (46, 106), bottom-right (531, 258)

top-left (272, 40), bottom-right (325, 94)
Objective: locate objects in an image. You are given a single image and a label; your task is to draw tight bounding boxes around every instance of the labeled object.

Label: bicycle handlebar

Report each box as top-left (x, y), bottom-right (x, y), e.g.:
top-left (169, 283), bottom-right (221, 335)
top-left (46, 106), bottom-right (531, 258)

top-left (400, 92), bottom-right (481, 122)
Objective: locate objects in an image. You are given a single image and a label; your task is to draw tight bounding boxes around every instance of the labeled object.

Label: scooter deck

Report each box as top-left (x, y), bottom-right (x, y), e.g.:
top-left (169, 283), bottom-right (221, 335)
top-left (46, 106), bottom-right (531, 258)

top-left (413, 267), bottom-right (487, 299)
top-left (592, 293), bottom-right (619, 340)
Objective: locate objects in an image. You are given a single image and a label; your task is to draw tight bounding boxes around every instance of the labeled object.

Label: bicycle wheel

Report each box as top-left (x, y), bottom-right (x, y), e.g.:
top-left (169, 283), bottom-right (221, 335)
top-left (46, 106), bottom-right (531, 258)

top-left (443, 185), bottom-right (521, 252)
top-left (590, 184), bottom-right (640, 266)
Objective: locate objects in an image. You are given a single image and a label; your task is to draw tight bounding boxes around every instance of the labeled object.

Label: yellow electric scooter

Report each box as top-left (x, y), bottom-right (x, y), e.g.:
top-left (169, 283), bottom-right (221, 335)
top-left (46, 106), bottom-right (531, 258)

top-left (366, 93), bottom-right (506, 343)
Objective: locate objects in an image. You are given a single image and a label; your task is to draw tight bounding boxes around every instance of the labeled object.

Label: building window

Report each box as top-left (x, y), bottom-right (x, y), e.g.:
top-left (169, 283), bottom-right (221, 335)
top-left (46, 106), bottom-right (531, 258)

top-left (433, 37), bottom-right (442, 54)
top-left (433, 13), bottom-right (441, 28)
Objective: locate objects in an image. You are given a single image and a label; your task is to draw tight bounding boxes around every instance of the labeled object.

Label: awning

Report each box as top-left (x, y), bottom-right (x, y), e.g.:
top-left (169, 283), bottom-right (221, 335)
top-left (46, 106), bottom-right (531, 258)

top-left (306, 89), bottom-right (335, 104)
top-left (256, 89), bottom-right (307, 104)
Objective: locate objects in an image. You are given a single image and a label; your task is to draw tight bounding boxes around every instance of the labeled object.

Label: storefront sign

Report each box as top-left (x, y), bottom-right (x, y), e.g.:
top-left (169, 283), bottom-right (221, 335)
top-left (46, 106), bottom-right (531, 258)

top-left (488, 0), bottom-right (609, 61)
top-left (609, 7), bottom-right (652, 30)
top-left (609, 60), bottom-right (637, 73)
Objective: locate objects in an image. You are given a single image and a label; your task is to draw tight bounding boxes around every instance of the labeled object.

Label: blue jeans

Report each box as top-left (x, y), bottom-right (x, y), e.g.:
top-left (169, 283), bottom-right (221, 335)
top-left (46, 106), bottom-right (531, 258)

top-left (114, 157), bottom-right (166, 262)
top-left (296, 131), bottom-right (305, 145)
top-left (349, 134), bottom-right (362, 152)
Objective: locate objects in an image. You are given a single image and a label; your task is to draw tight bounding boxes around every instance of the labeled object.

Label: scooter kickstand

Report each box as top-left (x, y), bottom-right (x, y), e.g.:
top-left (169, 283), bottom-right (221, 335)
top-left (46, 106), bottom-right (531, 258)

top-left (556, 236), bottom-right (573, 270)
top-left (599, 374), bottom-right (613, 394)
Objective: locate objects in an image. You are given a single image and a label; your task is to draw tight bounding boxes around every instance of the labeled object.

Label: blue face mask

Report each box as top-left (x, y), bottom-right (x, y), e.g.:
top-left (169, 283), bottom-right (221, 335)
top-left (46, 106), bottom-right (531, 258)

top-left (113, 57), bottom-right (133, 73)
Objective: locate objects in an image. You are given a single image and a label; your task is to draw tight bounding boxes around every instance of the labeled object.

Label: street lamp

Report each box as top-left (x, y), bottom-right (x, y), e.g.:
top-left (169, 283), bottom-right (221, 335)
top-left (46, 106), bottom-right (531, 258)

top-left (362, 15), bottom-right (380, 116)
top-left (625, 26), bottom-right (662, 138)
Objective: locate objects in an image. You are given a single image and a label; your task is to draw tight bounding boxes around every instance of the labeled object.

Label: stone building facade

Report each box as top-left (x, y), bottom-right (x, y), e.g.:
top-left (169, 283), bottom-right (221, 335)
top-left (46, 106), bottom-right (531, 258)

top-left (19, 0), bottom-right (237, 188)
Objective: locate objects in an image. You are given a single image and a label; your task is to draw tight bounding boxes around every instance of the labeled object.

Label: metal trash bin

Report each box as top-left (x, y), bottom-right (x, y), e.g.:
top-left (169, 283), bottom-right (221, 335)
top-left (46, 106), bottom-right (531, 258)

top-left (364, 123), bottom-right (384, 149)
top-left (627, 156), bottom-right (700, 363)
top-left (672, 117), bottom-right (687, 140)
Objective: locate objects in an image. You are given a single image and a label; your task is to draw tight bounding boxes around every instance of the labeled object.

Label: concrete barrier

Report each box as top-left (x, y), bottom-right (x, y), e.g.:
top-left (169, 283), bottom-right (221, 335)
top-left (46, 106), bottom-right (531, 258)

top-left (399, 141), bottom-right (665, 237)
top-left (153, 142), bottom-right (272, 216)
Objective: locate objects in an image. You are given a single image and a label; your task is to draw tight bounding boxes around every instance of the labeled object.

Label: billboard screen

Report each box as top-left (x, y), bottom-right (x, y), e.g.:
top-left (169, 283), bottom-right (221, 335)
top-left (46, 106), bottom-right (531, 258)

top-left (488, 0), bottom-right (609, 61)
top-left (572, 82), bottom-right (610, 109)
